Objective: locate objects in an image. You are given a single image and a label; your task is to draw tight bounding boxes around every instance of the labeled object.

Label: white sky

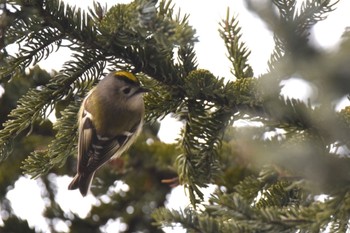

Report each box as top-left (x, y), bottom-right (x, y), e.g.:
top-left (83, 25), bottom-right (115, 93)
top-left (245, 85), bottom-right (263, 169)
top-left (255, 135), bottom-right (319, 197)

top-left (3, 0), bottom-right (350, 232)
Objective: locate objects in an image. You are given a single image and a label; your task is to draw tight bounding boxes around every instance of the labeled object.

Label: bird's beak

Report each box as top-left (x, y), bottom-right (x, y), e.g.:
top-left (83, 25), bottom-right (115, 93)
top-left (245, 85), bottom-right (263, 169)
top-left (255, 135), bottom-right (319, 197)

top-left (137, 86), bottom-right (150, 94)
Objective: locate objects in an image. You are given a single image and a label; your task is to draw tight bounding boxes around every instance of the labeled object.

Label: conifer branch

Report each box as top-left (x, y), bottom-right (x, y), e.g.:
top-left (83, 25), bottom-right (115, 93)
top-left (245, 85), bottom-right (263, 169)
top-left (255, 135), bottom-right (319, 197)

top-left (175, 70), bottom-right (235, 205)
top-left (296, 0), bottom-right (339, 33)
top-left (267, 0), bottom-right (339, 73)
top-left (219, 9), bottom-right (253, 79)
top-left (1, 28), bottom-right (64, 78)
top-left (0, 49), bottom-right (106, 161)
top-left (21, 101), bottom-right (80, 178)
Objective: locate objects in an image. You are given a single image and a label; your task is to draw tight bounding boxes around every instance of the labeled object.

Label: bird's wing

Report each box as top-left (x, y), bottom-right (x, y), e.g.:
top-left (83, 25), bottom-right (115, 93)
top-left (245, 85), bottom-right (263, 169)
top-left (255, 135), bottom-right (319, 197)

top-left (78, 108), bottom-right (142, 175)
top-left (91, 120), bottom-right (142, 164)
top-left (84, 131), bottom-right (134, 174)
top-left (77, 109), bottom-right (95, 174)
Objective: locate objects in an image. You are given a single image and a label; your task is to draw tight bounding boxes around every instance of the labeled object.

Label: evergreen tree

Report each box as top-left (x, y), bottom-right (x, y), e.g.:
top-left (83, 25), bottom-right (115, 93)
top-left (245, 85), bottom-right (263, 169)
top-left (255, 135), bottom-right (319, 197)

top-left (1, 0), bottom-right (350, 232)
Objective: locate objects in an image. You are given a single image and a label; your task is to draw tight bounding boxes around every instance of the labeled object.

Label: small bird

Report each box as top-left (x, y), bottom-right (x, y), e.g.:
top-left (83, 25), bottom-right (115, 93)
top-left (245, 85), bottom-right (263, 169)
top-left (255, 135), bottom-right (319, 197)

top-left (68, 71), bottom-right (148, 196)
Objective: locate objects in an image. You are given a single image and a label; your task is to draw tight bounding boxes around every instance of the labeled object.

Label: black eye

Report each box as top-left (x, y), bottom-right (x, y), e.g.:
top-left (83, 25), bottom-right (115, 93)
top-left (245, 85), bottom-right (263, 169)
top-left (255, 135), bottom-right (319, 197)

top-left (122, 87), bottom-right (131, 94)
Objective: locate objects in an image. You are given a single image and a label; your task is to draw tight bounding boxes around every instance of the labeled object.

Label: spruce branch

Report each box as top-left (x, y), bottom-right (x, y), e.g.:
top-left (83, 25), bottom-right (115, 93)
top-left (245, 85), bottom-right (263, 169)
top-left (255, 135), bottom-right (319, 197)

top-left (0, 48), bottom-right (106, 163)
top-left (1, 0), bottom-right (99, 80)
top-left (0, 87), bottom-right (55, 160)
top-left (1, 28), bottom-right (64, 79)
top-left (152, 207), bottom-right (204, 232)
top-left (177, 44), bottom-right (198, 77)
top-left (154, 191), bottom-right (317, 232)
top-left (175, 70), bottom-right (235, 205)
top-left (143, 79), bottom-right (185, 122)
top-left (272, 0), bottom-right (297, 21)
top-left (219, 9), bottom-right (253, 79)
top-left (135, 0), bottom-right (197, 85)
top-left (42, 0), bottom-right (98, 46)
top-left (1, 0), bottom-right (200, 180)
top-left (260, 97), bottom-right (350, 146)
top-left (22, 101), bottom-right (80, 178)
top-left (267, 0), bottom-right (339, 74)
top-left (20, 150), bottom-right (52, 179)
top-left (296, 0), bottom-right (339, 33)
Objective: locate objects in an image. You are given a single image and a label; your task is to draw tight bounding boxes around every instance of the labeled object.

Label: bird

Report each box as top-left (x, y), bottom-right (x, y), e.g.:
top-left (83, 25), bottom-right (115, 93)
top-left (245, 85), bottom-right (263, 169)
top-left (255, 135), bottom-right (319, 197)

top-left (68, 71), bottom-right (148, 196)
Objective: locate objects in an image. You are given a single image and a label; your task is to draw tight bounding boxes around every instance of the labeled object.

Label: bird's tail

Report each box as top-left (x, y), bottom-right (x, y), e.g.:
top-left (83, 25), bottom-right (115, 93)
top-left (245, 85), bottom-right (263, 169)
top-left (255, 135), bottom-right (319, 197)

top-left (68, 172), bottom-right (95, 196)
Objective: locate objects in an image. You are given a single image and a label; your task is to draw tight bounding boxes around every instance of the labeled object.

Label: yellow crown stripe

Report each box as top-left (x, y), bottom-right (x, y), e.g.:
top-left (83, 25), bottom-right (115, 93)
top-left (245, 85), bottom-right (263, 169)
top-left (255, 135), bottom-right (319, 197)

top-left (114, 71), bottom-right (138, 83)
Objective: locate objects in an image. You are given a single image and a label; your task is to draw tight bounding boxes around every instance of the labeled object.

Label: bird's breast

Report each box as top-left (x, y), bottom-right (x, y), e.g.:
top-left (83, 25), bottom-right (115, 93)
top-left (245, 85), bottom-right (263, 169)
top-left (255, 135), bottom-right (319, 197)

top-left (97, 104), bottom-right (144, 137)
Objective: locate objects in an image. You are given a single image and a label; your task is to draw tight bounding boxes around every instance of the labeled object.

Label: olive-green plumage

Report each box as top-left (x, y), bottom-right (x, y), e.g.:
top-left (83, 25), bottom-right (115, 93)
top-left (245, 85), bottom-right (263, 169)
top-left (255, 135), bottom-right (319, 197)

top-left (68, 71), bottom-right (148, 196)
